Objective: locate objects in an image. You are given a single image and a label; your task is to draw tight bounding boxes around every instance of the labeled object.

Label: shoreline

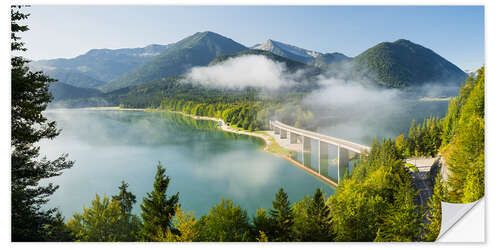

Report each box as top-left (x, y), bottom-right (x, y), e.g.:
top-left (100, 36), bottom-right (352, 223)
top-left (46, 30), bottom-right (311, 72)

top-left (81, 106), bottom-right (274, 151)
top-left (81, 106), bottom-right (338, 187)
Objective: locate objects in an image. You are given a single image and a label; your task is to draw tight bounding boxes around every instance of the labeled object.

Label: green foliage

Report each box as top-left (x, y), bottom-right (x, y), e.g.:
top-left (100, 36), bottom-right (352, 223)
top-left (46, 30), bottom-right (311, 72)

top-left (252, 208), bottom-right (273, 241)
top-left (140, 162), bottom-right (180, 241)
top-left (154, 206), bottom-right (198, 242)
top-left (302, 189), bottom-right (334, 241)
top-left (102, 31), bottom-right (248, 92)
top-left (312, 52), bottom-right (350, 70)
top-left (112, 181), bottom-right (136, 215)
top-left (422, 173), bottom-right (445, 241)
top-left (256, 230), bottom-right (269, 242)
top-left (374, 182), bottom-right (422, 242)
top-left (268, 188), bottom-right (294, 241)
top-left (195, 198), bottom-right (252, 241)
top-left (290, 195), bottom-right (311, 241)
top-left (397, 116), bottom-right (443, 158)
top-left (328, 139), bottom-right (418, 241)
top-left (352, 39), bottom-right (467, 88)
top-left (48, 81), bottom-right (102, 101)
top-left (67, 194), bottom-right (141, 241)
top-left (45, 212), bottom-right (74, 241)
top-left (442, 67), bottom-right (484, 203)
top-left (11, 6), bottom-right (74, 241)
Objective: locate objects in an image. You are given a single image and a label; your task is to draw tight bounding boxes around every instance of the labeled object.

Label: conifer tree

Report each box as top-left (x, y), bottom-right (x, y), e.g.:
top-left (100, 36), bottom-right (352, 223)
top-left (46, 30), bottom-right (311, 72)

top-left (140, 162), bottom-right (179, 241)
top-left (268, 187), bottom-right (294, 241)
top-left (443, 67), bottom-right (484, 203)
top-left (112, 181), bottom-right (136, 215)
top-left (11, 6), bottom-right (74, 241)
top-left (303, 188), bottom-right (333, 241)
top-left (112, 181), bottom-right (141, 241)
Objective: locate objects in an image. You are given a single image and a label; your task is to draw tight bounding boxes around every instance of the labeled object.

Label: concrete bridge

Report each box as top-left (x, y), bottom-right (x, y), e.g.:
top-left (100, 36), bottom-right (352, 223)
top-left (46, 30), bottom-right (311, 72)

top-left (269, 120), bottom-right (370, 186)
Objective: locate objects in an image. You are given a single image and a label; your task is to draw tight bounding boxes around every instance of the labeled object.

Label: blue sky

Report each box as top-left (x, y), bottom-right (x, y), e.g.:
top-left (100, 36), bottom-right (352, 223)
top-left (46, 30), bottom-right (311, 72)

top-left (22, 5), bottom-right (484, 71)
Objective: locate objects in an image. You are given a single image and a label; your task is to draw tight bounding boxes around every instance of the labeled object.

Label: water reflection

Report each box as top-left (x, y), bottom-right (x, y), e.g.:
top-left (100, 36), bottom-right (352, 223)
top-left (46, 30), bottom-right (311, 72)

top-left (39, 110), bottom-right (333, 219)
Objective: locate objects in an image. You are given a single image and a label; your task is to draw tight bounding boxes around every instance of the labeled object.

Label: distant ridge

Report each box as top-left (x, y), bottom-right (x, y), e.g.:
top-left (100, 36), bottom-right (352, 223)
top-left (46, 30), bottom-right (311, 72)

top-left (100, 31), bottom-right (248, 92)
top-left (252, 39), bottom-right (322, 64)
top-left (30, 44), bottom-right (172, 88)
top-left (351, 39), bottom-right (468, 87)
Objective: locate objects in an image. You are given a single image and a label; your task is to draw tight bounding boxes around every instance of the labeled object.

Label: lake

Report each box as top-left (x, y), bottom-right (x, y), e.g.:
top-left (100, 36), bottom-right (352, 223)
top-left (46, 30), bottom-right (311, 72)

top-left (38, 109), bottom-right (334, 220)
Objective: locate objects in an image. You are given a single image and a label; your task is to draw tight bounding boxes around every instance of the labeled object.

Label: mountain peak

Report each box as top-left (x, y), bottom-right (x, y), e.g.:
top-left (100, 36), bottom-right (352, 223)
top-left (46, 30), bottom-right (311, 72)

top-left (353, 39), bottom-right (467, 87)
top-left (394, 38), bottom-right (413, 44)
top-left (392, 39), bottom-right (419, 47)
top-left (194, 31), bottom-right (226, 39)
top-left (252, 39), bottom-right (322, 63)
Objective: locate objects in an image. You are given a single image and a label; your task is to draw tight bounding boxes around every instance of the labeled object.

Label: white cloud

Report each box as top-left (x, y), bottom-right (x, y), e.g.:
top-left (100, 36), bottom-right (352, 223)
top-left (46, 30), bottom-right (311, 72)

top-left (186, 55), bottom-right (294, 89)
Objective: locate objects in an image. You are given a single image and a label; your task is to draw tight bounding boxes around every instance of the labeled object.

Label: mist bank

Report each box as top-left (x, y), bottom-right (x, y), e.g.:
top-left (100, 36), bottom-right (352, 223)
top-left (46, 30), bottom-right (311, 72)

top-left (181, 54), bottom-right (456, 143)
top-left (47, 53), bottom-right (464, 146)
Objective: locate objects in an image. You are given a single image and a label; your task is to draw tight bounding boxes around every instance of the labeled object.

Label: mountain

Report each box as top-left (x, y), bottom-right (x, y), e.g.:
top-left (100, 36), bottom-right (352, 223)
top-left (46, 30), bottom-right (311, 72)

top-left (252, 39), bottom-right (322, 64)
top-left (351, 39), bottom-right (468, 88)
top-left (209, 49), bottom-right (320, 74)
top-left (100, 31), bottom-right (248, 92)
top-left (48, 81), bottom-right (102, 101)
top-left (30, 44), bottom-right (171, 88)
top-left (42, 68), bottom-right (106, 88)
top-left (312, 52), bottom-right (351, 70)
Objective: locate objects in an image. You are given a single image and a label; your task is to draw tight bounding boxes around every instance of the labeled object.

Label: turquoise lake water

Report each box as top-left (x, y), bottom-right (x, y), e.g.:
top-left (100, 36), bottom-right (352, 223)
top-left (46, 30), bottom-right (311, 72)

top-left (39, 110), bottom-right (334, 220)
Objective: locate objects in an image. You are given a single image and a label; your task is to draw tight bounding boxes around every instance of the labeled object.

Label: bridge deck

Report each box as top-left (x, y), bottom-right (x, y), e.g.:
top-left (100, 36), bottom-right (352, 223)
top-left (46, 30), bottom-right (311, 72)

top-left (271, 121), bottom-right (370, 153)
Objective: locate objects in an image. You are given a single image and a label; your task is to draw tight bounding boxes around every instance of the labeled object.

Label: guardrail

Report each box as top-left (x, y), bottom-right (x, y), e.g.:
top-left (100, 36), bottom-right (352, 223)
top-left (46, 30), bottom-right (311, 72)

top-left (271, 120), bottom-right (370, 153)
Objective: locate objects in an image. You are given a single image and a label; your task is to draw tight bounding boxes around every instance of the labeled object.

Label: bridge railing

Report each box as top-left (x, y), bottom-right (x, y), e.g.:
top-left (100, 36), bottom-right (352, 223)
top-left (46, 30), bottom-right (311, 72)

top-left (271, 120), bottom-right (370, 153)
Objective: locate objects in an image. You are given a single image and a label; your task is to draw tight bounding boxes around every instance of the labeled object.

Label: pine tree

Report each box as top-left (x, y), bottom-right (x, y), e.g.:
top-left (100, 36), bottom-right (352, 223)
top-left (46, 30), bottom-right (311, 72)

top-left (45, 212), bottom-right (74, 241)
top-left (140, 162), bottom-right (179, 241)
top-left (11, 6), bottom-right (74, 241)
top-left (303, 189), bottom-right (333, 241)
top-left (111, 181), bottom-right (141, 241)
top-left (443, 67), bottom-right (484, 203)
top-left (268, 188), bottom-right (294, 241)
top-left (112, 181), bottom-right (136, 215)
top-left (374, 183), bottom-right (421, 242)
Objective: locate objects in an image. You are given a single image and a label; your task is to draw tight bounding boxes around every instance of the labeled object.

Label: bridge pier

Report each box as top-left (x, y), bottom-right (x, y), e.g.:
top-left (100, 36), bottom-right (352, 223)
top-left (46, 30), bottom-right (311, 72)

top-left (289, 132), bottom-right (298, 144)
top-left (280, 128), bottom-right (288, 139)
top-left (274, 126), bottom-right (280, 135)
top-left (338, 147), bottom-right (349, 184)
top-left (302, 136), bottom-right (312, 168)
top-left (319, 141), bottom-right (329, 176)
top-left (270, 120), bottom-right (370, 185)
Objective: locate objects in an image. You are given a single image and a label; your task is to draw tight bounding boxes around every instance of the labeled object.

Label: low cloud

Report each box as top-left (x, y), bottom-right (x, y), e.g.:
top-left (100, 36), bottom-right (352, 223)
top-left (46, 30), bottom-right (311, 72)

top-left (186, 55), bottom-right (296, 89)
top-left (308, 76), bottom-right (401, 107)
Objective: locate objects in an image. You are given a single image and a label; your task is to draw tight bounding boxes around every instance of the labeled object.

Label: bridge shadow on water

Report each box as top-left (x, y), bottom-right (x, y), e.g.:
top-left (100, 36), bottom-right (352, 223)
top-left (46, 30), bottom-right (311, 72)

top-left (289, 142), bottom-right (358, 188)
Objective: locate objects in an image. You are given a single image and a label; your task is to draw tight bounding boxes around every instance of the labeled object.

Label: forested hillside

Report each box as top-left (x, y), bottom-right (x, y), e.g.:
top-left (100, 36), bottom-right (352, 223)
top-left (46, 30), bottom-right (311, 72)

top-left (101, 31), bottom-right (248, 92)
top-left (49, 81), bottom-right (102, 101)
top-left (30, 44), bottom-right (171, 88)
top-left (393, 67), bottom-right (484, 241)
top-left (351, 39), bottom-right (468, 88)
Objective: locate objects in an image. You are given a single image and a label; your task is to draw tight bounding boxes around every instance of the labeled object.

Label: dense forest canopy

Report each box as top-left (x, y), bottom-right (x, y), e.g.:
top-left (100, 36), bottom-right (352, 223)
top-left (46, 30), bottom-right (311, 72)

top-left (13, 5), bottom-right (484, 243)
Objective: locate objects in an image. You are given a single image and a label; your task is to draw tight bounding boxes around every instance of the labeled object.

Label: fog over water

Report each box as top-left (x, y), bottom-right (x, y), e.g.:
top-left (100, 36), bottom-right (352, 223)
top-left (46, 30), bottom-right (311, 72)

top-left (39, 55), bottom-right (456, 220)
top-left (187, 55), bottom-right (453, 144)
top-left (38, 110), bottom-right (333, 220)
